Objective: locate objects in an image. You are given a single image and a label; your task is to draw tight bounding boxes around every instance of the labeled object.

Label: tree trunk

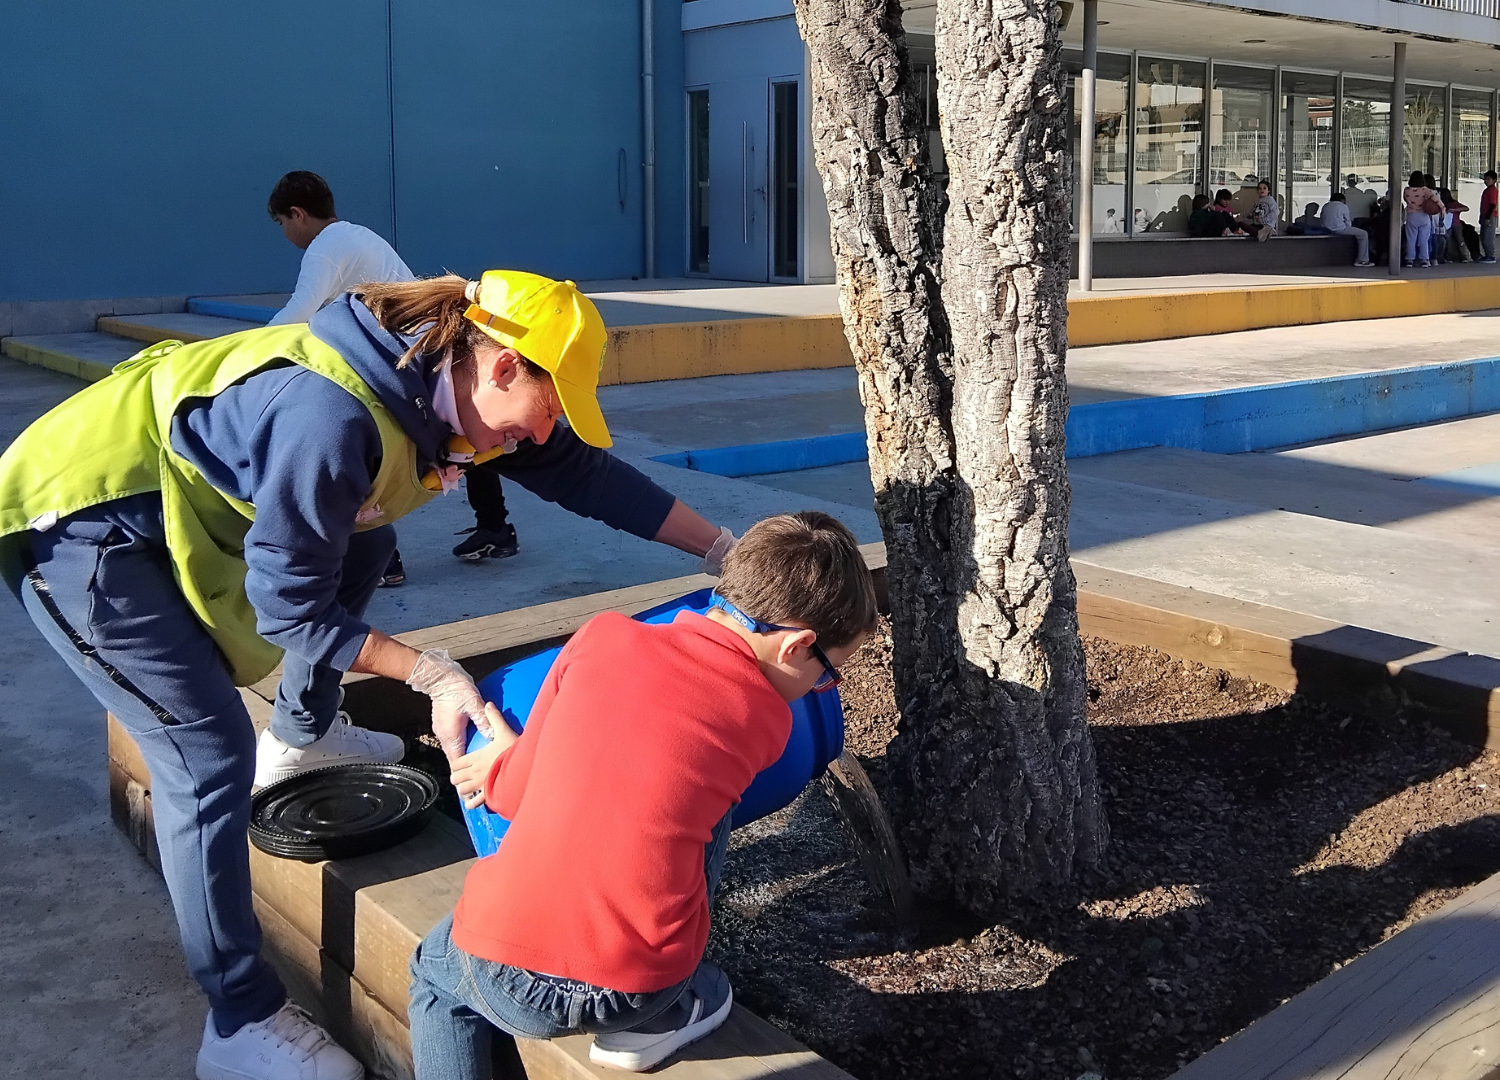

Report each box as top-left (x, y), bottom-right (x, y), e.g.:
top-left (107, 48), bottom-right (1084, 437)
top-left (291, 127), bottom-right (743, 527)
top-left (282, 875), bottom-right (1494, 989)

top-left (794, 0), bottom-right (1106, 914)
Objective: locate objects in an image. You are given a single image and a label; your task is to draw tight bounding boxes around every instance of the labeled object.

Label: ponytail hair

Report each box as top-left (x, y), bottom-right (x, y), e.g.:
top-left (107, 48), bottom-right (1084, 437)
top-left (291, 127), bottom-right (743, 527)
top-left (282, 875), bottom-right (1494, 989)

top-left (357, 273), bottom-right (484, 368)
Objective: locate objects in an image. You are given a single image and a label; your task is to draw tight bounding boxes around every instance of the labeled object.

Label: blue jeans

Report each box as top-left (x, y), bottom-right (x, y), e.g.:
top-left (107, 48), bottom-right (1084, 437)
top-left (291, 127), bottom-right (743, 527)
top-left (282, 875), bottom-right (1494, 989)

top-left (408, 810), bottom-right (733, 1080)
top-left (19, 502), bottom-right (396, 1035)
top-left (1404, 212), bottom-right (1432, 262)
top-left (1483, 218), bottom-right (1496, 260)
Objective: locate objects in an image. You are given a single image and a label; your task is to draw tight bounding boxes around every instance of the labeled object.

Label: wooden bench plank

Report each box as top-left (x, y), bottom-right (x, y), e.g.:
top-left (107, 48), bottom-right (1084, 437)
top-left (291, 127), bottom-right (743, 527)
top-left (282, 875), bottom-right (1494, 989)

top-left (1170, 870), bottom-right (1500, 1079)
top-left (1073, 561), bottom-right (1500, 746)
top-left (245, 571), bottom-right (719, 704)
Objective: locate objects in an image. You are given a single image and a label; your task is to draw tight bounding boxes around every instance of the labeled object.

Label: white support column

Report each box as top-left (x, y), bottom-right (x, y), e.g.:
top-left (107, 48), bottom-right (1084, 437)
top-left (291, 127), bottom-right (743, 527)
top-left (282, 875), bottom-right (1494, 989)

top-left (1125, 51), bottom-right (1138, 235)
top-left (1445, 83), bottom-right (1455, 191)
top-left (1390, 42), bottom-right (1407, 276)
top-left (1491, 88), bottom-right (1498, 175)
top-left (1272, 67), bottom-right (1283, 204)
top-left (1333, 72), bottom-right (1345, 199)
top-left (1078, 0), bottom-right (1099, 291)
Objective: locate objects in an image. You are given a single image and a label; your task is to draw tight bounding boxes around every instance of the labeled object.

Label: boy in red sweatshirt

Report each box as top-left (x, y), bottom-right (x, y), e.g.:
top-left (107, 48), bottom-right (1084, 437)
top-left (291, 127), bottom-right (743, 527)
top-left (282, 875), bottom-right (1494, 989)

top-left (408, 511), bottom-right (878, 1077)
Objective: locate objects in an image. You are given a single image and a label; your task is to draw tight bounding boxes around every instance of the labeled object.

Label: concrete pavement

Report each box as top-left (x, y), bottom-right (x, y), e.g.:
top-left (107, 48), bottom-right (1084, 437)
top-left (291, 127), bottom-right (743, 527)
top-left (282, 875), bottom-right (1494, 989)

top-left (2, 302), bottom-right (1497, 1077)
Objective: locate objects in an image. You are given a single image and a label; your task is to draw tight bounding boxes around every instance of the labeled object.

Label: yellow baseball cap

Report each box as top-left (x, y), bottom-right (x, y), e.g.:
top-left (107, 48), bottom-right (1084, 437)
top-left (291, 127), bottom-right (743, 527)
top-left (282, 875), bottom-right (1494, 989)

top-left (462, 270), bottom-right (612, 448)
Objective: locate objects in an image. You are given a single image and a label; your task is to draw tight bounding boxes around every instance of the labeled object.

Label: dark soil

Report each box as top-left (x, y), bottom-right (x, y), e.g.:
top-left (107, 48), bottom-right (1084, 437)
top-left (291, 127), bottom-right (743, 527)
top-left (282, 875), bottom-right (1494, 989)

top-left (709, 620), bottom-right (1500, 1080)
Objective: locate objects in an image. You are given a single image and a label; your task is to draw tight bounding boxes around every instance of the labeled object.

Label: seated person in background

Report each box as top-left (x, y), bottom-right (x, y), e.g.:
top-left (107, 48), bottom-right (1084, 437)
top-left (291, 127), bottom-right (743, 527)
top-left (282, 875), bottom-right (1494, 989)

top-left (1212, 189), bottom-right (1248, 234)
top-left (1188, 194), bottom-right (1227, 237)
top-left (1319, 193), bottom-right (1374, 266)
top-left (1442, 190), bottom-right (1475, 263)
top-left (407, 511), bottom-right (878, 1078)
top-left (1289, 202), bottom-right (1331, 235)
top-left (266, 171), bottom-right (413, 326)
top-left (1369, 196), bottom-right (1394, 265)
top-left (1343, 174), bottom-right (1378, 222)
top-left (1238, 180), bottom-right (1280, 241)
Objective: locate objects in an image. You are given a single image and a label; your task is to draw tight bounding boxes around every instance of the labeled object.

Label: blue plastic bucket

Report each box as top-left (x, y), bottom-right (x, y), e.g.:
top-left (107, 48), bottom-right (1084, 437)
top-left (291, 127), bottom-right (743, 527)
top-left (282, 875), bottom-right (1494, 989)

top-left (459, 589), bottom-right (845, 858)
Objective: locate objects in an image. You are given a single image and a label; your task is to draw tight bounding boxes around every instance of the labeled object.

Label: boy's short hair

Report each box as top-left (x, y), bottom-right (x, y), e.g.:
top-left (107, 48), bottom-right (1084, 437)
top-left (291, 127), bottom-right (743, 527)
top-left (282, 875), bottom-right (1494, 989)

top-left (1329, 192), bottom-right (1346, 203)
top-left (268, 171), bottom-right (336, 220)
top-left (1486, 170), bottom-right (1498, 182)
top-left (716, 511), bottom-right (878, 650)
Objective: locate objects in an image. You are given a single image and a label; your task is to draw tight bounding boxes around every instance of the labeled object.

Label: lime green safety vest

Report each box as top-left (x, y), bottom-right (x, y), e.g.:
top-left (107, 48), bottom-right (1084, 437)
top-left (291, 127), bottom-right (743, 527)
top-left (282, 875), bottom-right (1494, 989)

top-left (0, 326), bottom-right (437, 685)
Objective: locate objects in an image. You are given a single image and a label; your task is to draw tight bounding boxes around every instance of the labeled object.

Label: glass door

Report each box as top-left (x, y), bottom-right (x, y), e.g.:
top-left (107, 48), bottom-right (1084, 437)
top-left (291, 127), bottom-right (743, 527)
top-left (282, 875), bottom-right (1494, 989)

top-left (688, 89), bottom-right (710, 275)
top-left (771, 80), bottom-right (800, 280)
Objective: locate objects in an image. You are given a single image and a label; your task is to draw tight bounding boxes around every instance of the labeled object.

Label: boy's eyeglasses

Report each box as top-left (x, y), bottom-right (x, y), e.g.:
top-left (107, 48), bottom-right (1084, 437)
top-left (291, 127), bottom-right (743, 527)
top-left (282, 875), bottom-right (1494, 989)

top-left (708, 592), bottom-right (842, 693)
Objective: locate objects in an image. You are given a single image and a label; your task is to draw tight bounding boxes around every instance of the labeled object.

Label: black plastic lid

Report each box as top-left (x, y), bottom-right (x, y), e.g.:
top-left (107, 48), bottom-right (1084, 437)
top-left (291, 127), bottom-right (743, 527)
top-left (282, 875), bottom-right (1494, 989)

top-left (250, 763), bottom-right (441, 861)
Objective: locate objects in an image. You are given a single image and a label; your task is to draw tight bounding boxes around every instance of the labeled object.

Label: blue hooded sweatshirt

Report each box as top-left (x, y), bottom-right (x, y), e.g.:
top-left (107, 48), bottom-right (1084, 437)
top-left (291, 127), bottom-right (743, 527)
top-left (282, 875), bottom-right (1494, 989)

top-left (77, 295), bottom-right (676, 673)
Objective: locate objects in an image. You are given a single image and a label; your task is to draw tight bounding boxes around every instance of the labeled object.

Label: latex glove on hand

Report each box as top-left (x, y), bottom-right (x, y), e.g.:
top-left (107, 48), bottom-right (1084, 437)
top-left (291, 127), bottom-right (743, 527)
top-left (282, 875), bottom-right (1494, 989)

top-left (450, 711), bottom-right (519, 811)
top-left (407, 648), bottom-right (491, 761)
top-left (700, 526), bottom-right (739, 577)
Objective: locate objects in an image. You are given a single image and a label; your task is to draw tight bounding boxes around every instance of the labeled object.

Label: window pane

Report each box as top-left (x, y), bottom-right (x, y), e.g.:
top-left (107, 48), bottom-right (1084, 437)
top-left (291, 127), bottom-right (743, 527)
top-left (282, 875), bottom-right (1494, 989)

top-left (1210, 65), bottom-right (1273, 219)
top-left (688, 90), bottom-right (710, 275)
top-left (1281, 71), bottom-right (1337, 231)
top-left (1342, 77), bottom-right (1391, 206)
top-left (1135, 56), bottom-right (1205, 233)
top-left (1065, 50), bottom-right (1132, 234)
top-left (1406, 84), bottom-right (1445, 185)
top-left (1455, 89), bottom-right (1493, 212)
top-left (772, 81), bottom-right (799, 280)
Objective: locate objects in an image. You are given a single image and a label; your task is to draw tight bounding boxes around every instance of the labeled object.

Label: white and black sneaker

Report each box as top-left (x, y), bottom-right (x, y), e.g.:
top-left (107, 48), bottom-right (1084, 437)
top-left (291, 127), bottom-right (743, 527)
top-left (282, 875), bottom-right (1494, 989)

top-left (452, 523), bottom-right (519, 562)
top-left (589, 964), bottom-right (733, 1072)
top-left (196, 1002), bottom-right (363, 1080)
top-left (254, 714), bottom-right (404, 788)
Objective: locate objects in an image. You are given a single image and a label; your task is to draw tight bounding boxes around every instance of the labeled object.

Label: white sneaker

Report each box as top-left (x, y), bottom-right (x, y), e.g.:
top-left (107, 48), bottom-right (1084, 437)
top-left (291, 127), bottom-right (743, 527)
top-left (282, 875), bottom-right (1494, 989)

top-left (196, 1003), bottom-right (363, 1080)
top-left (590, 965), bottom-right (733, 1072)
top-left (254, 714), bottom-right (404, 787)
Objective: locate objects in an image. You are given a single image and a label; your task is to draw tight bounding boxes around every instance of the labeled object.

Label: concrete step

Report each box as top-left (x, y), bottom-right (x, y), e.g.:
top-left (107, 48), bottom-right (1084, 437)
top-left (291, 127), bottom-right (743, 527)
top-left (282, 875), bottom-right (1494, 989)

top-left (98, 312), bottom-right (263, 345)
top-left (1069, 444), bottom-right (1500, 553)
top-left (1069, 470), bottom-right (1500, 660)
top-left (188, 294), bottom-right (285, 322)
top-left (0, 331), bottom-right (140, 382)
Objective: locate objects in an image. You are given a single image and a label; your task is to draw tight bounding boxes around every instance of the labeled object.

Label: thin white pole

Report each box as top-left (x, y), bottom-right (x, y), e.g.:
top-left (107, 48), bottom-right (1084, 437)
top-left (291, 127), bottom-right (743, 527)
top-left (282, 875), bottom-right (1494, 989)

top-left (1390, 42), bottom-right (1407, 276)
top-left (1079, 0), bottom-right (1098, 290)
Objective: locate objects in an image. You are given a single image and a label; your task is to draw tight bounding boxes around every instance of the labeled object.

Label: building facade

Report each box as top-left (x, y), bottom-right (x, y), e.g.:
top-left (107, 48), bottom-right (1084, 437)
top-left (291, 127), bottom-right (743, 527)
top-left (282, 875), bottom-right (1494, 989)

top-left (6, 1), bottom-right (1500, 307)
top-left (1041, 0), bottom-right (1500, 236)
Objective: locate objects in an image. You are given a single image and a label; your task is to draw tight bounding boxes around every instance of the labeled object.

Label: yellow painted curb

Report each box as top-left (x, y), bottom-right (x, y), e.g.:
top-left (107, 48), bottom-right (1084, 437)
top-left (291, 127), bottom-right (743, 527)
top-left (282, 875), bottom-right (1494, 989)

top-left (603, 314), bottom-right (853, 386)
top-left (1, 337), bottom-right (113, 382)
top-left (27, 274), bottom-right (1500, 391)
top-left (601, 274), bottom-right (1500, 383)
top-left (1067, 275), bottom-right (1500, 348)
top-left (96, 316), bottom-right (219, 345)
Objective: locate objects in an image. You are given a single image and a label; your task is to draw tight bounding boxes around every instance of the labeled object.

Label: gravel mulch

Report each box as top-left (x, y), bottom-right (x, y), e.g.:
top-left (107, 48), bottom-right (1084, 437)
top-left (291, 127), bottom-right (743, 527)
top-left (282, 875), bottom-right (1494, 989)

top-left (709, 621), bottom-right (1500, 1080)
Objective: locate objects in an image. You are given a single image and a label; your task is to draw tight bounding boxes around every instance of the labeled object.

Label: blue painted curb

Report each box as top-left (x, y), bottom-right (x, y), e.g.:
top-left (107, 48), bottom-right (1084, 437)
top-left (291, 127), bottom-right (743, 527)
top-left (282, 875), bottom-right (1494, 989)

top-left (652, 430), bottom-right (867, 477)
top-left (652, 357), bottom-right (1500, 476)
top-left (1067, 357), bottom-right (1500, 457)
top-left (188, 298), bottom-right (277, 323)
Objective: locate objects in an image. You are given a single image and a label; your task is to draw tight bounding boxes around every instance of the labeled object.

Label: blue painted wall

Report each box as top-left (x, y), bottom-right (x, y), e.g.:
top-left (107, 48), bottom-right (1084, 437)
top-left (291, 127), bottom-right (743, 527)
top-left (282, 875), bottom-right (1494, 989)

top-left (1, 1), bottom-right (684, 301)
top-left (1, 1), bottom-right (393, 301)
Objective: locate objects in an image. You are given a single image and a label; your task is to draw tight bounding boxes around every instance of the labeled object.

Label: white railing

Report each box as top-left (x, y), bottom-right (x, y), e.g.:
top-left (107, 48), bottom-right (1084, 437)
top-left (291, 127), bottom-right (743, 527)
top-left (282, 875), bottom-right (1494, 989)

top-left (1400, 0), bottom-right (1500, 17)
